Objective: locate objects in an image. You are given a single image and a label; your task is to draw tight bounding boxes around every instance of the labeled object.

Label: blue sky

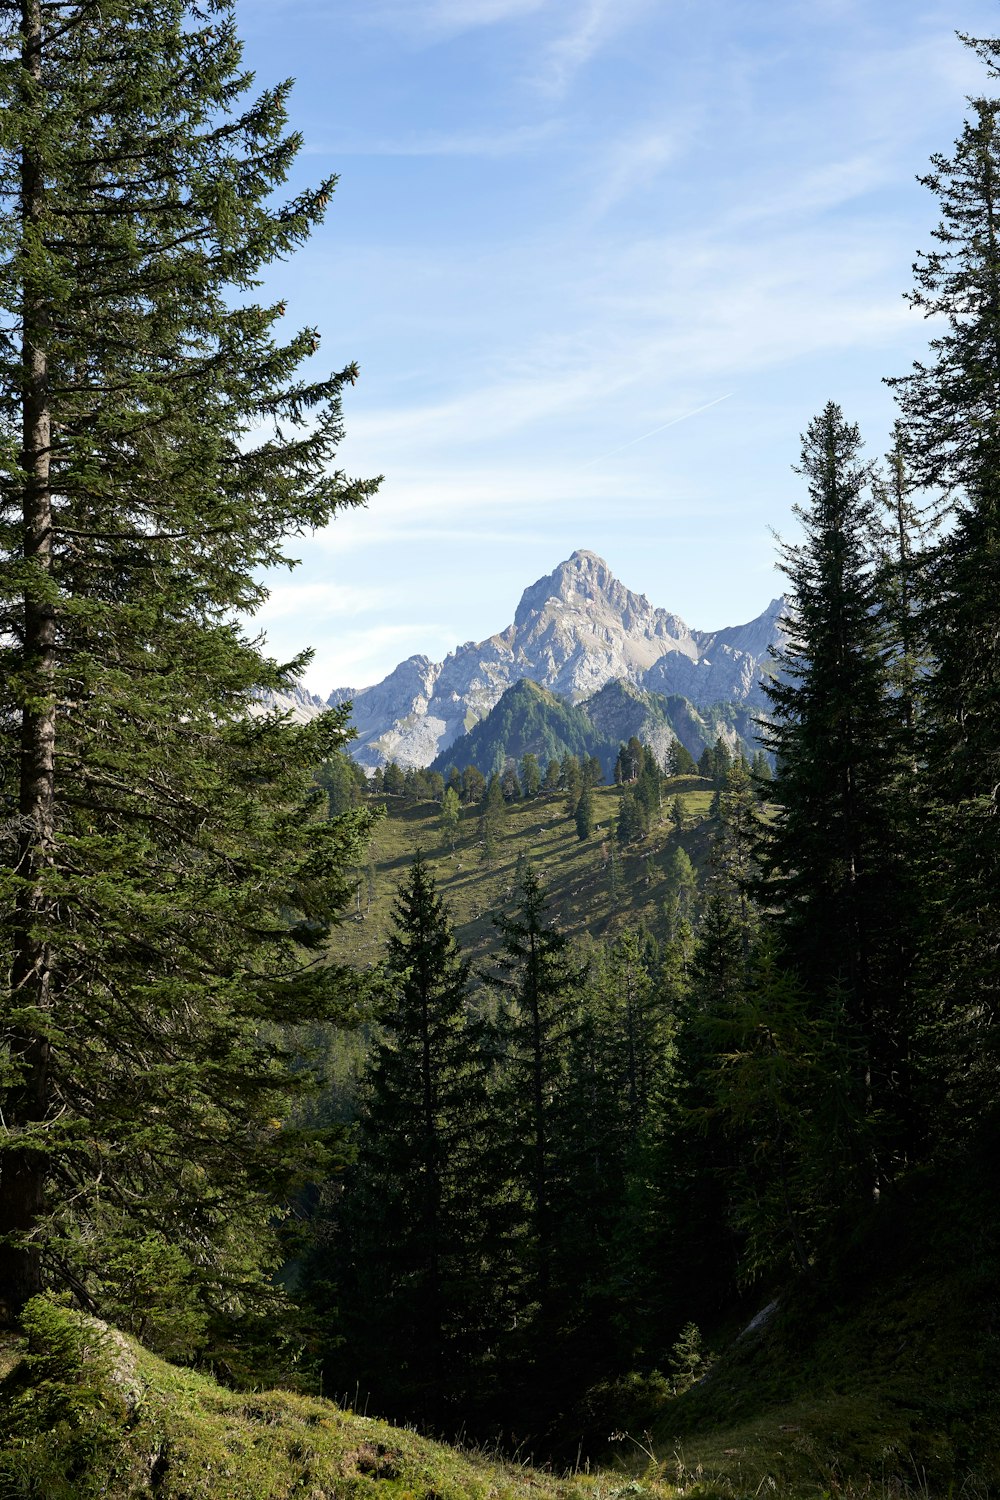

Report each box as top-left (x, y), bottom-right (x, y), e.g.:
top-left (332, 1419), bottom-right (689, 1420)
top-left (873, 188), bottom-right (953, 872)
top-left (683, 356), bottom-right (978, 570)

top-left (236, 0), bottom-right (1000, 695)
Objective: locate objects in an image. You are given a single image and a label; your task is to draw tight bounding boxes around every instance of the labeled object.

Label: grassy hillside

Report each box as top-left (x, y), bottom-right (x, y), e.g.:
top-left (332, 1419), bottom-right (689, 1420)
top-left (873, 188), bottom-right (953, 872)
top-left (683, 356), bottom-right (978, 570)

top-left (4, 1185), bottom-right (996, 1500)
top-left (590, 1139), bottom-right (1000, 1500)
top-left (329, 780), bottom-right (715, 968)
top-left (0, 1297), bottom-right (587, 1500)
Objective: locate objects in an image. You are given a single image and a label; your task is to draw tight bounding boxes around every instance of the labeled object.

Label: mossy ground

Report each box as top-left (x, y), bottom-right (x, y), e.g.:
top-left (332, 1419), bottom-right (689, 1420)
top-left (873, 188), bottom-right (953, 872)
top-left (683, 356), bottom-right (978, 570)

top-left (330, 782), bottom-right (715, 968)
top-left (0, 1302), bottom-right (722, 1500)
top-left (0, 1305), bottom-right (977, 1500)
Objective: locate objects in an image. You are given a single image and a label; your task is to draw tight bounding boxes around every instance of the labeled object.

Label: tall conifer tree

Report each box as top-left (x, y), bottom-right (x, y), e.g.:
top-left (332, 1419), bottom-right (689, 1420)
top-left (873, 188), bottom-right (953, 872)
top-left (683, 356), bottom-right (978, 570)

top-left (0, 0), bottom-right (377, 1322)
top-left (488, 868), bottom-right (584, 1323)
top-left (761, 403), bottom-right (916, 1195)
top-left (334, 855), bottom-right (488, 1421)
top-left (888, 67), bottom-right (1000, 1114)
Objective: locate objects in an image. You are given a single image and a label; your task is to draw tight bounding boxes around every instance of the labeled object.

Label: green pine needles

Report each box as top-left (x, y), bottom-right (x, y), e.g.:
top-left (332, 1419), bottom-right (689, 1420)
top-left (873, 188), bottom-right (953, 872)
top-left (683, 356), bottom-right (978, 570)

top-left (0, 0), bottom-right (378, 1330)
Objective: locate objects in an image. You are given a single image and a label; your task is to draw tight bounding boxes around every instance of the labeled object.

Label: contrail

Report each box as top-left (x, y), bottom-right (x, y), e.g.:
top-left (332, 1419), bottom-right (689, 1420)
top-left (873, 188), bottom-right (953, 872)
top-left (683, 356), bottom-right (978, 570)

top-left (577, 392), bottom-right (734, 470)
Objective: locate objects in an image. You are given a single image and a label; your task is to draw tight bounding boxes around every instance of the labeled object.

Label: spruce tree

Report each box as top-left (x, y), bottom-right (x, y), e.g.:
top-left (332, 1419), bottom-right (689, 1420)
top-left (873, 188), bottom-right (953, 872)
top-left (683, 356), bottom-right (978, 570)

top-left (439, 784), bottom-right (461, 850)
top-left (478, 771), bottom-right (504, 868)
top-left (888, 66), bottom-right (1000, 1116)
top-left (761, 403), bottom-right (917, 1196)
top-left (575, 781), bottom-right (594, 840)
top-left (0, 0), bottom-right (377, 1324)
top-left (487, 867), bottom-right (585, 1325)
top-left (334, 855), bottom-right (487, 1421)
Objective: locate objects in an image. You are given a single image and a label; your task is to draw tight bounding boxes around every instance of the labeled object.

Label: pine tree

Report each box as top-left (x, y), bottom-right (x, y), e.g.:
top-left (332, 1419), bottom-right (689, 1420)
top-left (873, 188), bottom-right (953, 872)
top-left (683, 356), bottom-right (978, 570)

top-left (0, 0), bottom-right (377, 1324)
top-left (439, 785), bottom-right (461, 850)
top-left (549, 928), bottom-right (673, 1375)
top-left (575, 781), bottom-right (594, 841)
top-left (561, 753), bottom-right (582, 818)
top-left (487, 867), bottom-right (585, 1323)
top-left (334, 855), bottom-right (488, 1420)
top-left (888, 67), bottom-right (1000, 1116)
top-left (479, 772), bottom-right (504, 868)
top-left (760, 402), bottom-right (917, 1196)
top-left (663, 846), bottom-right (698, 937)
top-left (520, 752), bottom-right (541, 799)
top-left (667, 741), bottom-right (697, 777)
top-left (500, 761), bottom-right (522, 802)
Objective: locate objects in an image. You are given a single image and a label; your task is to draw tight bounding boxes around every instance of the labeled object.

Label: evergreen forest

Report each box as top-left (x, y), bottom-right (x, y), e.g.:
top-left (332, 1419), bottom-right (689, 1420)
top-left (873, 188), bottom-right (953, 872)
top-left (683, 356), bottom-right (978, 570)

top-left (0, 4), bottom-right (999, 1498)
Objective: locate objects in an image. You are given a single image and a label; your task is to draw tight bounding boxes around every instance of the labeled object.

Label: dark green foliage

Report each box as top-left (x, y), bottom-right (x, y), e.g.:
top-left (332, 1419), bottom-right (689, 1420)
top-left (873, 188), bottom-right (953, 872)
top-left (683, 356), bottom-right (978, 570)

top-left (486, 868), bottom-right (586, 1325)
top-left (670, 795), bottom-right (685, 833)
top-left (575, 782), bottom-right (595, 840)
top-left (889, 77), bottom-right (1000, 1117)
top-left (478, 772), bottom-right (505, 868)
top-left (0, 0), bottom-right (377, 1323)
top-left (662, 846), bottom-right (698, 938)
top-left (562, 753), bottom-right (582, 818)
top-left (430, 680), bottom-right (597, 778)
top-left (439, 785), bottom-right (461, 850)
top-left (616, 787), bottom-right (649, 846)
top-left (520, 751), bottom-right (542, 798)
top-left (750, 748), bottom-right (773, 785)
top-left (500, 761), bottom-right (522, 802)
top-left (325, 856), bottom-right (490, 1422)
top-left (760, 403), bottom-right (919, 1196)
top-left (317, 752), bottom-right (369, 819)
top-left (668, 741), bottom-right (698, 776)
top-left (383, 761), bottom-right (406, 796)
top-left (461, 764), bottom-right (486, 804)
top-left (698, 736), bottom-right (733, 787)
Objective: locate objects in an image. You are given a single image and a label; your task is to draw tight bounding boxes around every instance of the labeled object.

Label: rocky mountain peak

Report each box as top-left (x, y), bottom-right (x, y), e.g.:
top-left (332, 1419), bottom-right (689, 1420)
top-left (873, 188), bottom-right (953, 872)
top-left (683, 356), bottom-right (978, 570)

top-left (514, 550), bottom-right (635, 626)
top-left (313, 551), bottom-right (786, 769)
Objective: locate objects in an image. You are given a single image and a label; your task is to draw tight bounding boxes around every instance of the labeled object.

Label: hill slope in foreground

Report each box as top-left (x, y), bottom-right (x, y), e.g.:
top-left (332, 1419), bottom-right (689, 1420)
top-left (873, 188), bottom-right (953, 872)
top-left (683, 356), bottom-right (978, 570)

top-left (3, 1138), bottom-right (997, 1500)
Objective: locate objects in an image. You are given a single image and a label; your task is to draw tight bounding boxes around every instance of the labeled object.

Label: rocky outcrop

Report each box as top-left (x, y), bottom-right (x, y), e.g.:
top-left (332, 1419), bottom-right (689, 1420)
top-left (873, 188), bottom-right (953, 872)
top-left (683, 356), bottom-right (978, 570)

top-left (272, 551), bottom-right (786, 768)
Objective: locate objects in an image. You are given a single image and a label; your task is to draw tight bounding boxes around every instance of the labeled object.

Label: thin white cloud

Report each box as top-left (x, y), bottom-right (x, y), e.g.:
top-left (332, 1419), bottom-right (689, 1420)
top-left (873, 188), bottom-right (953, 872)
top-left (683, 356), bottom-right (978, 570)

top-left (585, 126), bottom-right (686, 220)
top-left (332, 209), bottom-right (919, 478)
top-left (304, 624), bottom-right (460, 693)
top-left (537, 0), bottom-right (649, 96)
top-left (303, 122), bottom-right (559, 159)
top-left (254, 582), bottom-right (385, 622)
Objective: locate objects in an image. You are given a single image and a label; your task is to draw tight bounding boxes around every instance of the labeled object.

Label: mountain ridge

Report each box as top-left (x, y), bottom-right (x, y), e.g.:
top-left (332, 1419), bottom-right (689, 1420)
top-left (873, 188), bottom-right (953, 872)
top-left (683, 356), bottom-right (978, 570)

top-left (428, 675), bottom-right (762, 779)
top-left (264, 551), bottom-right (785, 767)
top-left (330, 550), bottom-right (785, 769)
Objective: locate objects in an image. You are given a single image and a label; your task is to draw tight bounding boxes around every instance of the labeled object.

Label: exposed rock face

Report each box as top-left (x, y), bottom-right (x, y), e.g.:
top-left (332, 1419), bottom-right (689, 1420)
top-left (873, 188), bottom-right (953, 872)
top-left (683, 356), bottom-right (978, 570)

top-left (327, 551), bottom-right (786, 770)
top-left (252, 681), bottom-right (328, 724)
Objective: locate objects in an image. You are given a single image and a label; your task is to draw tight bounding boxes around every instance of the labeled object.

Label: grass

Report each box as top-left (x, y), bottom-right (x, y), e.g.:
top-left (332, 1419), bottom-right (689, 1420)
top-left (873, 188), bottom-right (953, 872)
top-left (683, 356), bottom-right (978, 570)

top-left (0, 1300), bottom-right (743, 1500)
top-left (1, 1299), bottom-right (967, 1500)
top-left (329, 781), bottom-right (716, 968)
top-left (590, 1144), bottom-right (1000, 1500)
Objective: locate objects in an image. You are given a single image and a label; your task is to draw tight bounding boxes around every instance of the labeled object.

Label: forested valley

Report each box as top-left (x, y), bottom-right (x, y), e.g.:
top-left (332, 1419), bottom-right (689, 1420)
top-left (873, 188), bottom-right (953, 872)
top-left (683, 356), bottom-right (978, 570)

top-left (0, 3), bottom-right (999, 1497)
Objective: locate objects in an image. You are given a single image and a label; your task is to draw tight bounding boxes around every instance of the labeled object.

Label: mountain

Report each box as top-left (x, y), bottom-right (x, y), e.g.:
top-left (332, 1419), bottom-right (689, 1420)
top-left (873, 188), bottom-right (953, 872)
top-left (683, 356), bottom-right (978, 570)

top-left (325, 550), bottom-right (785, 769)
top-left (253, 681), bottom-right (328, 723)
top-left (428, 679), bottom-right (600, 777)
top-left (428, 676), bottom-right (762, 779)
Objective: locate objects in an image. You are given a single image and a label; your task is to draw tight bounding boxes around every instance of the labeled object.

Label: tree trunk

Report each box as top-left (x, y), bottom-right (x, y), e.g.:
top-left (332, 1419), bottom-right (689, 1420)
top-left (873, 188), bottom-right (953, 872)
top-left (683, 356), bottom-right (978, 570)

top-left (0, 0), bottom-right (55, 1325)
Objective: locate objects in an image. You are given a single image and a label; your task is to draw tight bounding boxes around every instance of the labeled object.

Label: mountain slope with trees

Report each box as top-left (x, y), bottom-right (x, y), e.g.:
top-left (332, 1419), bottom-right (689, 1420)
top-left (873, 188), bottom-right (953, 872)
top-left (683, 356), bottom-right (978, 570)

top-left (428, 676), bottom-right (762, 782)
